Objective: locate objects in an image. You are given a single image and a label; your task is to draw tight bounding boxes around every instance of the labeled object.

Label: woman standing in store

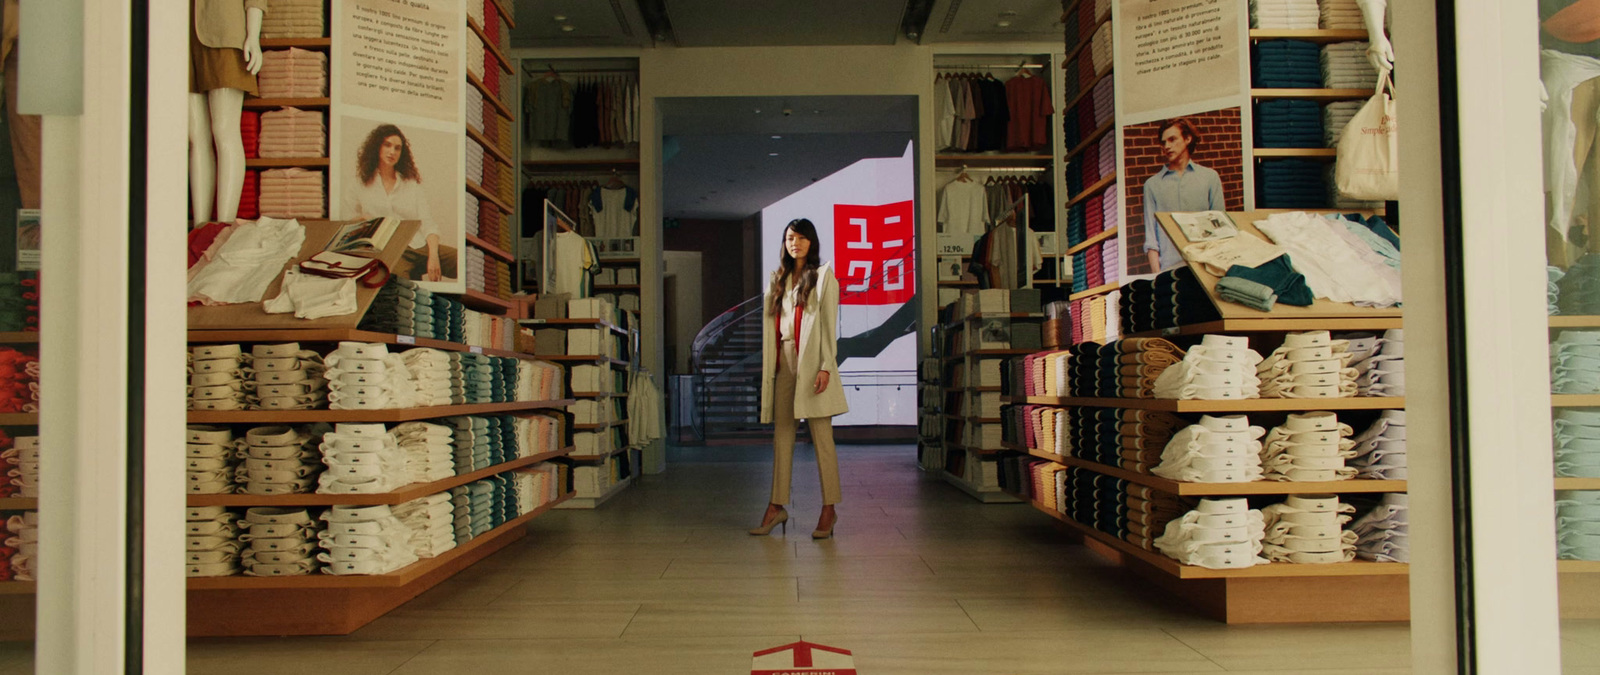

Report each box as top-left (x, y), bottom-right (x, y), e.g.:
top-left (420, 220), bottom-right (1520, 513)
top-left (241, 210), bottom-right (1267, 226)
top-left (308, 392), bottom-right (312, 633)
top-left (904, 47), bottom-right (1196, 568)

top-left (342, 123), bottom-right (454, 283)
top-left (751, 219), bottom-right (849, 539)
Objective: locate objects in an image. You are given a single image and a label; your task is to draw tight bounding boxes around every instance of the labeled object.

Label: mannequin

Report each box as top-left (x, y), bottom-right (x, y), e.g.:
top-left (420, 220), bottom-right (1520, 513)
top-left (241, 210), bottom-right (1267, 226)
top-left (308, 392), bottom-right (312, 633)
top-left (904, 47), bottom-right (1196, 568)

top-left (189, 1), bottom-right (266, 227)
top-left (2, 0), bottom-right (38, 211)
top-left (1355, 0), bottom-right (1392, 73)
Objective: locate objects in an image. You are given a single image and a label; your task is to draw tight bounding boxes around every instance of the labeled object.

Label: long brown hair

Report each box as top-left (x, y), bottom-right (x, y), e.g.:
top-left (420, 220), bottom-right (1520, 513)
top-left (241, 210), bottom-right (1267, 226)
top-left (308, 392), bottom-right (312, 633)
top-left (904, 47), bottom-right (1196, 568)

top-left (357, 124), bottom-right (421, 185)
top-left (768, 219), bottom-right (822, 316)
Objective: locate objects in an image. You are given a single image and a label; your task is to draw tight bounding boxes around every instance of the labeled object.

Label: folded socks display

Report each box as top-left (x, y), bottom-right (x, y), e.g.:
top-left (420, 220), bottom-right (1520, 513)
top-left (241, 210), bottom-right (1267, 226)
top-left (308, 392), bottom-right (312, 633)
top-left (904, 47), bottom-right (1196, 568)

top-left (186, 506), bottom-right (242, 577)
top-left (1351, 493), bottom-right (1409, 562)
top-left (1257, 331), bottom-right (1358, 398)
top-left (1154, 497), bottom-right (1268, 569)
top-left (318, 504), bottom-right (419, 575)
top-left (239, 507), bottom-right (321, 576)
top-left (1261, 494), bottom-right (1357, 563)
top-left (1260, 412), bottom-right (1357, 481)
top-left (1349, 410), bottom-right (1406, 479)
top-left (250, 343), bottom-right (327, 410)
top-left (1153, 415), bottom-right (1267, 483)
top-left (1153, 335), bottom-right (1263, 400)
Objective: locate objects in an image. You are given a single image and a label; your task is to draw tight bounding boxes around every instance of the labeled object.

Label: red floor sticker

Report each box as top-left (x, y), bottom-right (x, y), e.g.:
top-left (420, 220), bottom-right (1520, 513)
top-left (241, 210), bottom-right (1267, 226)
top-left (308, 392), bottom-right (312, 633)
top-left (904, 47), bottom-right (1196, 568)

top-left (751, 640), bottom-right (857, 675)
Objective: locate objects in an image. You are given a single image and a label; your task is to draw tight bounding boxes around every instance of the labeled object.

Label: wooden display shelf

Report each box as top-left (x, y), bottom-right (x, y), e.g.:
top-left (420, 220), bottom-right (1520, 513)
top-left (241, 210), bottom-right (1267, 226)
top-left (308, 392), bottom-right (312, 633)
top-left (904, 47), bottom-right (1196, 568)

top-left (1560, 560), bottom-right (1600, 573)
top-left (1066, 174), bottom-right (1116, 208)
top-left (574, 418), bottom-right (626, 431)
top-left (557, 475), bottom-right (633, 509)
top-left (963, 386), bottom-right (1003, 392)
top-left (571, 391), bottom-right (627, 398)
top-left (187, 448), bottom-right (574, 507)
top-left (188, 492), bottom-right (571, 592)
top-left (1069, 282), bottom-right (1119, 301)
top-left (1253, 148), bottom-right (1337, 158)
top-left (489, 0), bottom-right (516, 28)
top-left (1248, 29), bottom-right (1372, 43)
top-left (1551, 316), bottom-right (1600, 328)
top-left (0, 414), bottom-right (36, 426)
top-left (465, 179), bottom-right (513, 214)
top-left (1064, 119), bottom-right (1115, 164)
top-left (1062, 69), bottom-right (1112, 115)
top-left (466, 71), bottom-right (513, 120)
top-left (942, 414), bottom-right (1001, 424)
top-left (540, 355), bottom-right (628, 368)
top-left (1012, 445), bottom-right (1406, 496)
top-left (934, 154), bottom-right (1053, 168)
top-left (1003, 395), bottom-right (1404, 412)
top-left (1555, 478), bottom-right (1600, 490)
top-left (1066, 227), bottom-right (1119, 255)
top-left (461, 289), bottom-right (515, 314)
top-left (245, 157), bottom-right (329, 168)
top-left (597, 257), bottom-right (641, 265)
top-left (523, 158), bottom-right (641, 170)
top-left (520, 317), bottom-right (630, 336)
top-left (0, 581), bottom-right (33, 595)
top-left (466, 16), bottom-right (514, 75)
top-left (0, 333), bottom-right (36, 344)
top-left (945, 442), bottom-right (1009, 456)
top-left (187, 400), bottom-right (574, 425)
top-left (594, 284), bottom-right (642, 291)
top-left (568, 445), bottom-right (631, 461)
top-left (942, 469), bottom-right (1022, 503)
top-left (466, 125), bottom-right (514, 170)
top-left (1554, 395), bottom-right (1600, 408)
top-left (1250, 88), bottom-right (1373, 101)
top-left (465, 233), bottom-right (514, 263)
top-left (0, 498), bottom-right (36, 510)
top-left (941, 348), bottom-right (1035, 363)
top-left (1121, 317), bottom-right (1405, 339)
top-left (244, 97), bottom-right (330, 110)
top-left (188, 328), bottom-right (536, 360)
top-left (260, 37), bottom-right (332, 49)
top-left (1065, 16), bottom-right (1112, 64)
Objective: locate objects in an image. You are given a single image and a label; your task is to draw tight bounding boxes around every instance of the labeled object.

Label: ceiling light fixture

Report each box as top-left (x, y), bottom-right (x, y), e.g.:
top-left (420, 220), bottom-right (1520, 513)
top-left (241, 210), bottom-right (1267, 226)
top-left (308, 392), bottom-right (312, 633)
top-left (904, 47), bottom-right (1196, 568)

top-left (553, 14), bottom-right (567, 20)
top-left (561, 24), bottom-right (575, 31)
top-left (996, 20), bottom-right (1011, 27)
top-left (768, 152), bottom-right (780, 157)
top-left (771, 135), bottom-right (782, 140)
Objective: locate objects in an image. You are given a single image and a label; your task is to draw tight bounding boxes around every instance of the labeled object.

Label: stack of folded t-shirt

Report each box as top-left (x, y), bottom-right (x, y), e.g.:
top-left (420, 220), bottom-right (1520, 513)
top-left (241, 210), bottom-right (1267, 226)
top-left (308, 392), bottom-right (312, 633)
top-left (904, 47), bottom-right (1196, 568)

top-left (467, 31), bottom-right (486, 82)
top-left (392, 492), bottom-right (456, 559)
top-left (250, 343), bottom-right (327, 410)
top-left (257, 48), bottom-right (328, 98)
top-left (1153, 335), bottom-right (1263, 400)
top-left (258, 107), bottom-right (325, 159)
top-left (1261, 494), bottom-right (1357, 563)
top-left (1253, 40), bottom-right (1323, 87)
top-left (1256, 99), bottom-right (1323, 148)
top-left (466, 246), bottom-right (487, 294)
top-left (1258, 331), bottom-right (1357, 398)
top-left (325, 342), bottom-right (416, 410)
top-left (1349, 410), bottom-right (1406, 479)
top-left (1118, 266), bottom-right (1220, 335)
top-left (448, 485), bottom-right (474, 543)
top-left (258, 167), bottom-right (324, 219)
top-left (0, 272), bottom-right (39, 332)
top-left (1125, 486), bottom-right (1192, 551)
top-left (466, 139), bottom-right (484, 186)
top-left (7, 435), bottom-right (36, 498)
top-left (1070, 337), bottom-right (1185, 398)
top-left (318, 504), bottom-right (419, 575)
top-left (1554, 409), bottom-right (1600, 478)
top-left (318, 423), bottom-right (410, 494)
top-left (238, 170), bottom-right (260, 220)
top-left (188, 344), bottom-right (251, 412)
top-left (1153, 415), bottom-right (1267, 483)
top-left (1559, 255), bottom-right (1600, 315)
top-left (240, 111), bottom-right (260, 158)
top-left (239, 506), bottom-right (321, 576)
top-left (1352, 492), bottom-right (1409, 562)
top-left (0, 347), bottom-right (38, 414)
top-left (1154, 497), bottom-right (1267, 569)
top-left (1250, 0), bottom-right (1319, 28)
top-left (1257, 159), bottom-right (1330, 208)
top-left (1351, 328), bottom-right (1404, 396)
top-left (515, 463), bottom-right (563, 511)
top-left (238, 424), bottom-right (324, 495)
top-left (185, 506), bottom-right (241, 577)
top-left (186, 425), bottom-right (237, 494)
top-left (1322, 41), bottom-right (1381, 89)
top-left (262, 0), bottom-right (325, 39)
top-left (401, 349), bottom-right (456, 407)
top-left (394, 421), bottom-right (456, 483)
top-left (0, 511), bottom-right (25, 580)
top-left (1320, 0), bottom-right (1367, 28)
top-left (1260, 411), bottom-right (1356, 481)
top-left (448, 415), bottom-right (493, 473)
top-left (1324, 100), bottom-right (1363, 146)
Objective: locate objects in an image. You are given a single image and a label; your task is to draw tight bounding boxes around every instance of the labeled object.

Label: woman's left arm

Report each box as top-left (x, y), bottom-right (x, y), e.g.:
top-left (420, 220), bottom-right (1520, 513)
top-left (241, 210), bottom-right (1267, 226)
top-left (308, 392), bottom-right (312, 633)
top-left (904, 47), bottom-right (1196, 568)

top-left (814, 269), bottom-right (841, 394)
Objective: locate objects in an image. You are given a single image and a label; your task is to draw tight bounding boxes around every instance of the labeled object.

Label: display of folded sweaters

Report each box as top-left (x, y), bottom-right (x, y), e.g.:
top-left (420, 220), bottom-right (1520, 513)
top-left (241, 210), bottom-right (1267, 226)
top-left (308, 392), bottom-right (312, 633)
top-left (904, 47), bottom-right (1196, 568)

top-left (258, 107), bottom-right (326, 159)
top-left (262, 0), bottom-right (325, 39)
top-left (257, 48), bottom-right (328, 99)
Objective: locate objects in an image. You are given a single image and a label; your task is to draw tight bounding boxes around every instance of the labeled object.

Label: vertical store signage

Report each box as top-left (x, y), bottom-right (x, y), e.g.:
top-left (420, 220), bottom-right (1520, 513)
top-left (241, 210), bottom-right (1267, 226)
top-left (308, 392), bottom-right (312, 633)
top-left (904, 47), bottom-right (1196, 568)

top-left (330, 0), bottom-right (467, 293)
top-left (833, 200), bottom-right (916, 306)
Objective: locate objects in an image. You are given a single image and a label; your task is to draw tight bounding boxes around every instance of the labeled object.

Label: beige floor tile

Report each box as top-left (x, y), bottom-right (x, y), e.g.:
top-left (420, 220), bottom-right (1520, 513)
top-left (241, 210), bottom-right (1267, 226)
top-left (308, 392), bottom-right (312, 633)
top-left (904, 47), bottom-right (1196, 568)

top-left (386, 635), bottom-right (801, 675)
top-left (1162, 623), bottom-right (1412, 671)
top-left (662, 555), bottom-right (935, 579)
top-left (349, 603), bottom-right (639, 641)
top-left (474, 555), bottom-right (674, 579)
top-left (685, 524), bottom-right (909, 544)
top-left (494, 576), bottom-right (799, 606)
top-left (798, 573), bottom-right (1133, 602)
top-left (801, 630), bottom-right (1224, 674)
top-left (959, 597), bottom-right (1213, 632)
top-left (187, 638), bottom-right (433, 675)
top-left (552, 539), bottom-right (798, 561)
top-left (622, 600), bottom-right (979, 638)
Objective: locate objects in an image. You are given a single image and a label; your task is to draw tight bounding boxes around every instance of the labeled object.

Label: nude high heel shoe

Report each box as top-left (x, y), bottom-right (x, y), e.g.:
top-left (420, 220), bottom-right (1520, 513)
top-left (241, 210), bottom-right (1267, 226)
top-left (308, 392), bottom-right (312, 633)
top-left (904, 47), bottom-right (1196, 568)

top-left (812, 510), bottom-right (837, 540)
top-left (749, 508), bottom-right (788, 536)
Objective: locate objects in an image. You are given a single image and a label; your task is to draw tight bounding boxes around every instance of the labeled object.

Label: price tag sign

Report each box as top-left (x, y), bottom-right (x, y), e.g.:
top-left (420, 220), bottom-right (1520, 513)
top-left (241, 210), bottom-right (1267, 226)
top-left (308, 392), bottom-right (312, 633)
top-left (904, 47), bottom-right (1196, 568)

top-left (469, 346), bottom-right (483, 354)
top-left (937, 234), bottom-right (978, 255)
top-left (396, 335), bottom-right (416, 345)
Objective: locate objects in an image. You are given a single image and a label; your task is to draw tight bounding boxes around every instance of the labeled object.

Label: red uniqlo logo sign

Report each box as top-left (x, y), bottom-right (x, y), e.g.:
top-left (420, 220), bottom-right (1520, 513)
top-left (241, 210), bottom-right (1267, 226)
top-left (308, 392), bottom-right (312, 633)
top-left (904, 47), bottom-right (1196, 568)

top-left (833, 200), bottom-right (915, 306)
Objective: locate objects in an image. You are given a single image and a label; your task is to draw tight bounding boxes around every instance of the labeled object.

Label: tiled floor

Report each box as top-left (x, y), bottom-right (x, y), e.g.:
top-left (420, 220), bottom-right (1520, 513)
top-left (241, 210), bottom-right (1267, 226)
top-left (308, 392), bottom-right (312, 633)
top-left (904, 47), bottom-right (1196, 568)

top-left (174, 444), bottom-right (1421, 673)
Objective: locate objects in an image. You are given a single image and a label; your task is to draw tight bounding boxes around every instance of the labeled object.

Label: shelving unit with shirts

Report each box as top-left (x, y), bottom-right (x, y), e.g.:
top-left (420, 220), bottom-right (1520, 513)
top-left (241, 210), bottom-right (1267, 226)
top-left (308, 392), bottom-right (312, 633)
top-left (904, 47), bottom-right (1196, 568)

top-left (0, 330), bottom-right (38, 639)
top-left (1059, 0), bottom-right (1121, 346)
top-left (464, 0), bottom-right (520, 308)
top-left (238, 0), bottom-right (333, 224)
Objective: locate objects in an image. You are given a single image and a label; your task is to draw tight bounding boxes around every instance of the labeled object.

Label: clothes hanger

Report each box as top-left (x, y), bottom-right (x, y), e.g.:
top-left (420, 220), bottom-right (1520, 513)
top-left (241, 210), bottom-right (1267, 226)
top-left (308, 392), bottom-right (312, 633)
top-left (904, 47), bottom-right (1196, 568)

top-left (1016, 60), bottom-right (1033, 78)
top-left (956, 165), bottom-right (971, 183)
top-left (604, 169), bottom-right (625, 189)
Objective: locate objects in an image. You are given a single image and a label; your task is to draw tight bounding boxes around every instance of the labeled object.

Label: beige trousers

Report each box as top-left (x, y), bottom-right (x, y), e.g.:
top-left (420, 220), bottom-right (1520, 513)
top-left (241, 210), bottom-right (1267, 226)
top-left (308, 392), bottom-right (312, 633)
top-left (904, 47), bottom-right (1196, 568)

top-left (770, 339), bottom-right (841, 506)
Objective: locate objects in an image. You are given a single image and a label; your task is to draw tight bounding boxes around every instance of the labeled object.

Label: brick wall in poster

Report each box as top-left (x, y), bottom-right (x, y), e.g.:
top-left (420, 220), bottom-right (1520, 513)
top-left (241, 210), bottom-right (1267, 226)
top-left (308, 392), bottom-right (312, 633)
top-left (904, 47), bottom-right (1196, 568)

top-left (1121, 107), bottom-right (1246, 276)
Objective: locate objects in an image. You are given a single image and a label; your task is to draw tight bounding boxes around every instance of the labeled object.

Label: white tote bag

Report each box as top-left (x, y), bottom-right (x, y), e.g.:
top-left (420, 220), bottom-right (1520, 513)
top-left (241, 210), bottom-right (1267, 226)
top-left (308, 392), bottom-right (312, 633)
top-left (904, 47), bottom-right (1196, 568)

top-left (1335, 71), bottom-right (1399, 201)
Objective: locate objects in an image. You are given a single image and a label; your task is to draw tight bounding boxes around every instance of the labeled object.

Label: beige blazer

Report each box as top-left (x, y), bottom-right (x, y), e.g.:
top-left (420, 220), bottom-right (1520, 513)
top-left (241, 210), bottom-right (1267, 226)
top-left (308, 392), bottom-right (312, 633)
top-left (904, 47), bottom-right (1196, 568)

top-left (759, 263), bottom-right (849, 422)
top-left (194, 0), bottom-right (267, 50)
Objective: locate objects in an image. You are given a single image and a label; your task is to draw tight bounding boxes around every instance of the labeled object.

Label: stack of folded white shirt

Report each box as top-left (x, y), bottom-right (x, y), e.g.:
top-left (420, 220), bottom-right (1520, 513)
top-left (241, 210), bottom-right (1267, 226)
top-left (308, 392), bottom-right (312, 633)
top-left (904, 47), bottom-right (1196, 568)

top-left (1260, 411), bottom-right (1357, 481)
top-left (466, 134), bottom-right (485, 185)
top-left (1352, 329), bottom-right (1404, 396)
top-left (189, 344), bottom-right (252, 411)
top-left (513, 412), bottom-right (562, 457)
top-left (250, 343), bottom-right (327, 410)
top-left (466, 86), bottom-right (485, 134)
top-left (7, 436), bottom-right (36, 497)
top-left (1319, 0), bottom-right (1366, 29)
top-left (318, 423), bottom-right (411, 494)
top-left (1090, 21), bottom-right (1113, 75)
top-left (318, 504), bottom-right (419, 575)
top-left (258, 107), bottom-right (326, 159)
top-left (6, 511), bottom-right (35, 580)
top-left (1261, 494), bottom-right (1357, 563)
top-left (1349, 410), bottom-right (1406, 479)
top-left (1352, 493), bottom-right (1409, 562)
top-left (393, 421), bottom-right (456, 483)
top-left (515, 463), bottom-right (562, 513)
top-left (466, 245), bottom-right (488, 294)
top-left (1556, 409), bottom-right (1600, 478)
top-left (186, 425), bottom-right (238, 494)
top-left (1259, 331), bottom-right (1357, 398)
top-left (262, 0), bottom-right (324, 39)
top-left (239, 507), bottom-right (320, 576)
top-left (1322, 42), bottom-right (1381, 90)
top-left (572, 398), bottom-right (612, 426)
top-left (521, 360), bottom-right (565, 401)
top-left (465, 196), bottom-right (482, 238)
top-left (185, 506), bottom-right (241, 577)
top-left (325, 342), bottom-right (417, 410)
top-left (237, 425), bottom-right (323, 494)
top-left (1324, 100), bottom-right (1364, 147)
top-left (1153, 498), bottom-right (1267, 569)
top-left (1250, 0), bottom-right (1319, 28)
top-left (1153, 415), bottom-right (1266, 483)
top-left (1153, 335), bottom-right (1262, 400)
top-left (392, 493), bottom-right (457, 558)
top-left (1554, 331), bottom-right (1600, 394)
top-left (401, 348), bottom-right (456, 407)
top-left (466, 0), bottom-right (485, 26)
top-left (467, 32), bottom-right (486, 82)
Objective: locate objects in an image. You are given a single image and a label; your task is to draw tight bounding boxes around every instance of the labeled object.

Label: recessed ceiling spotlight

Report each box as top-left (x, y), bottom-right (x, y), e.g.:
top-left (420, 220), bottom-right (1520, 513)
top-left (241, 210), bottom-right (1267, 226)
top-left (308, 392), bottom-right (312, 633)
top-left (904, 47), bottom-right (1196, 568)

top-left (996, 20), bottom-right (1012, 27)
top-left (561, 24), bottom-right (575, 32)
top-left (553, 14), bottom-right (567, 20)
top-left (771, 135), bottom-right (782, 140)
top-left (811, 110), bottom-right (821, 114)
top-left (768, 152), bottom-right (780, 157)
top-left (754, 109), bottom-right (762, 114)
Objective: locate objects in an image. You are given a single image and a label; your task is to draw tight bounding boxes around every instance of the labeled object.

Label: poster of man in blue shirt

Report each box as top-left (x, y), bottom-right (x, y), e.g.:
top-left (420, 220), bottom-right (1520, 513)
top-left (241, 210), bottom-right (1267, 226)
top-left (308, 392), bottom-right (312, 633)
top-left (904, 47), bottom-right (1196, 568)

top-left (1142, 117), bottom-right (1225, 273)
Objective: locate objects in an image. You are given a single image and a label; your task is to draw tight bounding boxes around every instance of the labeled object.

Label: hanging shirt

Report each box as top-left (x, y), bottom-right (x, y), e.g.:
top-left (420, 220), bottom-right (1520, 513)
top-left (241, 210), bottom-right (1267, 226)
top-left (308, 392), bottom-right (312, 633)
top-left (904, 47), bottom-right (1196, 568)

top-left (589, 186), bottom-right (639, 238)
top-left (551, 230), bottom-right (597, 298)
top-left (936, 77), bottom-right (956, 149)
top-left (1005, 74), bottom-right (1053, 151)
top-left (938, 180), bottom-right (988, 236)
